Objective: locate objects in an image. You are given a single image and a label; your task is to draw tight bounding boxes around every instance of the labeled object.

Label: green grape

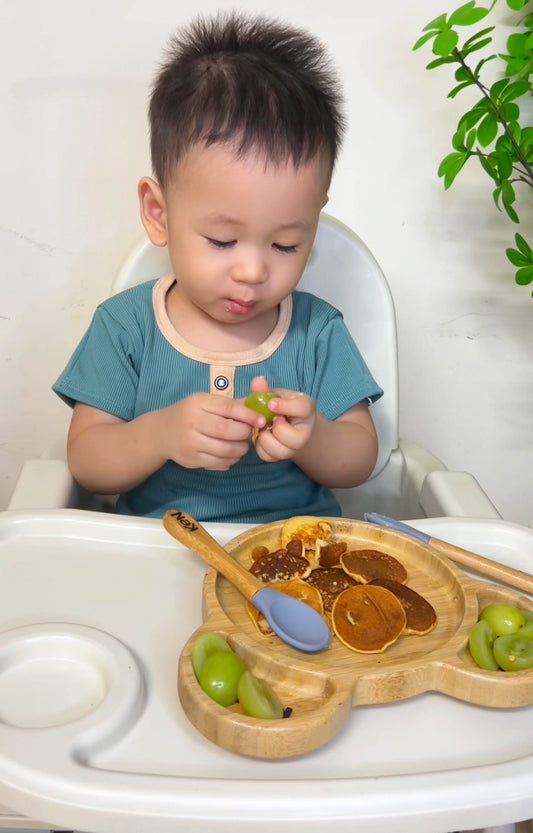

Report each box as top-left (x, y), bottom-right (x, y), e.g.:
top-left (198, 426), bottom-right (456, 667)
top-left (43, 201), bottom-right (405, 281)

top-left (479, 603), bottom-right (526, 636)
top-left (517, 621), bottom-right (533, 641)
top-left (245, 391), bottom-right (279, 424)
top-left (468, 619), bottom-right (498, 671)
top-left (198, 650), bottom-right (246, 707)
top-left (237, 670), bottom-right (284, 719)
top-left (493, 635), bottom-right (533, 672)
top-left (192, 631), bottom-right (234, 680)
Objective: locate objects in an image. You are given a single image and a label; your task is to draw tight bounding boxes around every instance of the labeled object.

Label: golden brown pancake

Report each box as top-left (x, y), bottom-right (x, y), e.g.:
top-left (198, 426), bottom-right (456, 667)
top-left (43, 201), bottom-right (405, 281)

top-left (247, 579), bottom-right (324, 637)
top-left (340, 549), bottom-right (408, 585)
top-left (369, 578), bottom-right (437, 635)
top-left (280, 516), bottom-right (333, 550)
top-left (305, 567), bottom-right (358, 613)
top-left (249, 548), bottom-right (312, 583)
top-left (331, 584), bottom-right (406, 653)
top-left (316, 540), bottom-right (347, 569)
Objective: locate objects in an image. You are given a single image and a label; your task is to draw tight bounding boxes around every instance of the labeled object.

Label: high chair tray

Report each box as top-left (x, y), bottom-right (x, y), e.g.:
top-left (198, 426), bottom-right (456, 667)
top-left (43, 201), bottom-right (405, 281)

top-left (0, 509), bottom-right (533, 833)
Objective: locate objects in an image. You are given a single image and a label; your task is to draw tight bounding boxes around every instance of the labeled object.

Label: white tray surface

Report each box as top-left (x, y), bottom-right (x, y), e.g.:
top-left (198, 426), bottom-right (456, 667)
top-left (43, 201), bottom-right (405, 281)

top-left (0, 510), bottom-right (532, 833)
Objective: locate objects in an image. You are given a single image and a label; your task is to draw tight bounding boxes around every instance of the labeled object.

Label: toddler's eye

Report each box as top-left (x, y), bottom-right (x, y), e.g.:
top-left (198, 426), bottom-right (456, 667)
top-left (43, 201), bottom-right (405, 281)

top-left (206, 238), bottom-right (235, 249)
top-left (273, 243), bottom-right (298, 254)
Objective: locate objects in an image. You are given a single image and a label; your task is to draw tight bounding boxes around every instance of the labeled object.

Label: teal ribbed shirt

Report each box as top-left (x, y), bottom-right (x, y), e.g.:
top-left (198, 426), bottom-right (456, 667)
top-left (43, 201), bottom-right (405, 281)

top-left (53, 279), bottom-right (382, 522)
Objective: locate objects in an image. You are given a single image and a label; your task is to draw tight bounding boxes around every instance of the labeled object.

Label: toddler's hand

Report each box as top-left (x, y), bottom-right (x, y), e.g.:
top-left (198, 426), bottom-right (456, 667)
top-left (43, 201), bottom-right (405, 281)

top-left (160, 393), bottom-right (265, 471)
top-left (248, 376), bottom-right (317, 464)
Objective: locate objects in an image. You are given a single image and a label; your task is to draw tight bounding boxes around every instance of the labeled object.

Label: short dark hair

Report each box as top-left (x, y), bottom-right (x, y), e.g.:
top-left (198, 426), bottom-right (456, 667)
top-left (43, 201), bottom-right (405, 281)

top-left (149, 12), bottom-right (345, 187)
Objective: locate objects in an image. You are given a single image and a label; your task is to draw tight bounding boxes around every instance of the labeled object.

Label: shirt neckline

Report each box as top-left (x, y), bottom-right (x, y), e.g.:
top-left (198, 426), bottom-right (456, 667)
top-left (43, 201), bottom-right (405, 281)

top-left (152, 275), bottom-right (292, 366)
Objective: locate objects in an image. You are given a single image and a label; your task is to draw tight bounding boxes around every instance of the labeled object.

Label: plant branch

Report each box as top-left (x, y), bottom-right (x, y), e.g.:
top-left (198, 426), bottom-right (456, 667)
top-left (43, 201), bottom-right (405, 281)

top-left (454, 50), bottom-right (533, 180)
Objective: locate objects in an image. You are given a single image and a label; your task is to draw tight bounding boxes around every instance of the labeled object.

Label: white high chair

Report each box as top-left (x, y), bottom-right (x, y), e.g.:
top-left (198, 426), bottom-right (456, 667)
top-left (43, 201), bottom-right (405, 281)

top-left (2, 214), bottom-right (520, 833)
top-left (9, 212), bottom-right (500, 520)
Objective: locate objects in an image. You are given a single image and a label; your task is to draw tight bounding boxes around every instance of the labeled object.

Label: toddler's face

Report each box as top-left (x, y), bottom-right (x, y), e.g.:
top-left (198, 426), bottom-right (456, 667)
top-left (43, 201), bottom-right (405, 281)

top-left (155, 142), bottom-right (329, 330)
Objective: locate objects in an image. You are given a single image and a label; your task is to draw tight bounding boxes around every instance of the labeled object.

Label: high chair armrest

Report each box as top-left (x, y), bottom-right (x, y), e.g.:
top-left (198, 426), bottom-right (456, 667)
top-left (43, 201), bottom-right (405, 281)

top-left (420, 470), bottom-right (501, 519)
top-left (8, 460), bottom-right (75, 510)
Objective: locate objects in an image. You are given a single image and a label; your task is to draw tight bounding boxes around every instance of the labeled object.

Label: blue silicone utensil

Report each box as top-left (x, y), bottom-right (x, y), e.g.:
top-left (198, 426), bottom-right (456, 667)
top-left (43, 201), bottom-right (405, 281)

top-left (163, 510), bottom-right (330, 653)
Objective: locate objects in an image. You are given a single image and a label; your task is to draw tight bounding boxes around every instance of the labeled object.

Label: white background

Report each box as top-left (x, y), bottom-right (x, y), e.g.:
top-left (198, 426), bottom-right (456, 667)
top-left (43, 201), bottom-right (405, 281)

top-left (1, 0), bottom-right (532, 525)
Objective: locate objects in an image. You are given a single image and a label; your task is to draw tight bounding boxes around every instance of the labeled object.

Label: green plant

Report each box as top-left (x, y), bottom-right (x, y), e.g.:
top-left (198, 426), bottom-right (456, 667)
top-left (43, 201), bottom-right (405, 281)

top-left (414, 0), bottom-right (533, 294)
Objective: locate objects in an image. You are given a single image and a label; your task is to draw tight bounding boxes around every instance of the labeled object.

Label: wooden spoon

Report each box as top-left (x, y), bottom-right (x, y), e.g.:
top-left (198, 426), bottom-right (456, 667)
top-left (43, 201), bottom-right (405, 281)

top-left (163, 510), bottom-right (330, 653)
top-left (364, 513), bottom-right (533, 595)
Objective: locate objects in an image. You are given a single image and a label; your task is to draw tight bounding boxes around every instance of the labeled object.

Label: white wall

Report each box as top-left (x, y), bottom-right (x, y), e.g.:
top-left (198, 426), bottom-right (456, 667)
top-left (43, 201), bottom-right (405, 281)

top-left (1, 0), bottom-right (532, 525)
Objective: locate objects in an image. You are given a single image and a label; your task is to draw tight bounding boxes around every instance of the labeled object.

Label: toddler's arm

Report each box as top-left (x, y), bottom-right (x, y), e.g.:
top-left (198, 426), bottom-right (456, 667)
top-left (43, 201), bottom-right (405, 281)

top-left (66, 395), bottom-right (265, 494)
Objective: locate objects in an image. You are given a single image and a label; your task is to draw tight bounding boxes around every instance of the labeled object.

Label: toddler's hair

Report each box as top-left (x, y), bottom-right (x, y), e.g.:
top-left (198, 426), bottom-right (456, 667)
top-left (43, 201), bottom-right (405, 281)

top-left (149, 12), bottom-right (345, 186)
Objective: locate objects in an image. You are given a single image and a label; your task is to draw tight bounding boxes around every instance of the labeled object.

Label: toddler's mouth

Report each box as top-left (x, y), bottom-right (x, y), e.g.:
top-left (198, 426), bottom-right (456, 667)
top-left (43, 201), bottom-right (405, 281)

top-left (227, 299), bottom-right (256, 315)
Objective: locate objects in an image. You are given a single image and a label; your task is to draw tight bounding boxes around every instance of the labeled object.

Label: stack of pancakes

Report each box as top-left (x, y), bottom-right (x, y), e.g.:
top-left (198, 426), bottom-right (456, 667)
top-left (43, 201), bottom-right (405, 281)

top-left (246, 517), bottom-right (437, 653)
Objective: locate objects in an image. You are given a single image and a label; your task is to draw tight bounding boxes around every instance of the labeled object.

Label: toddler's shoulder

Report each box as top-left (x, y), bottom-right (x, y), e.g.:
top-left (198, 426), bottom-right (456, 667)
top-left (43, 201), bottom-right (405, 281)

top-left (291, 289), bottom-right (341, 323)
top-left (95, 279), bottom-right (157, 327)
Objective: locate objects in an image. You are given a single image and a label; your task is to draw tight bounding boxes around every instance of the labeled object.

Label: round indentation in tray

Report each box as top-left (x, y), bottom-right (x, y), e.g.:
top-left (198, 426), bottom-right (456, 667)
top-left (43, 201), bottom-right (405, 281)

top-left (0, 624), bottom-right (138, 729)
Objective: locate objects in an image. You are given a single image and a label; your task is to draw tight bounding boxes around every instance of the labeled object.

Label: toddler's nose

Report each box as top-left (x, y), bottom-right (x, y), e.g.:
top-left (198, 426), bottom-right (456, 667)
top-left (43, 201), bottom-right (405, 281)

top-left (231, 252), bottom-right (268, 284)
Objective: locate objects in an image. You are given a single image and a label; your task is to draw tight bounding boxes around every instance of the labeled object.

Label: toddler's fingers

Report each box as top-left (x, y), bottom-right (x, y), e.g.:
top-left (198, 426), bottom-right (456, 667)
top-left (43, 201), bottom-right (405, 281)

top-left (250, 375), bottom-right (271, 393)
top-left (268, 391), bottom-right (313, 420)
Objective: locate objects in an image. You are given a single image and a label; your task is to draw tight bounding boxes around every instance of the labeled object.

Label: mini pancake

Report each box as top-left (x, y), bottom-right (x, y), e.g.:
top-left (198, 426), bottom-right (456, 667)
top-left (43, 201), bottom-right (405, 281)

top-left (249, 548), bottom-right (312, 583)
top-left (280, 516), bottom-right (333, 550)
top-left (316, 540), bottom-right (347, 569)
top-left (305, 567), bottom-right (358, 613)
top-left (250, 545), bottom-right (269, 562)
top-left (331, 584), bottom-right (407, 653)
top-left (247, 579), bottom-right (324, 637)
top-left (340, 549), bottom-right (408, 585)
top-left (369, 578), bottom-right (437, 635)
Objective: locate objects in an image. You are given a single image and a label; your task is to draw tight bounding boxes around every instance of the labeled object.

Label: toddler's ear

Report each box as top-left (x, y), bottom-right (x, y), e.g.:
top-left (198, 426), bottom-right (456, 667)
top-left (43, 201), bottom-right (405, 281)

top-left (138, 177), bottom-right (167, 246)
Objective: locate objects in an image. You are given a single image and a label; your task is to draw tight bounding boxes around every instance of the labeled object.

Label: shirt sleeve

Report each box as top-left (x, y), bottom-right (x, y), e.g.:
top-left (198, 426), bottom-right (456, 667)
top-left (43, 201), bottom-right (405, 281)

top-left (52, 305), bottom-right (140, 421)
top-left (310, 310), bottom-right (383, 421)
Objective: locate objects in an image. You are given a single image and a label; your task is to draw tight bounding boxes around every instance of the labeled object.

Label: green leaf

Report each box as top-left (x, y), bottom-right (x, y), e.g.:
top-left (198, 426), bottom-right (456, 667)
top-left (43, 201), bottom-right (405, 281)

top-left (500, 102), bottom-right (520, 122)
top-left (457, 100), bottom-right (491, 131)
top-left (433, 29), bottom-right (460, 56)
top-left (461, 36), bottom-right (494, 56)
top-left (463, 25), bottom-right (495, 48)
top-left (497, 151), bottom-right (513, 179)
top-left (502, 56), bottom-right (531, 76)
top-left (423, 13), bottom-right (449, 32)
top-left (503, 201), bottom-right (520, 223)
top-left (474, 55), bottom-right (497, 77)
top-left (479, 152), bottom-right (500, 180)
top-left (477, 111), bottom-right (498, 146)
top-left (506, 32), bottom-right (530, 58)
top-left (501, 179), bottom-right (516, 206)
top-left (413, 31), bottom-right (439, 50)
top-left (507, 120), bottom-right (522, 142)
top-left (449, 2), bottom-right (491, 25)
top-left (520, 127), bottom-right (533, 148)
top-left (438, 151), bottom-right (470, 187)
top-left (506, 0), bottom-right (529, 9)
top-left (490, 78), bottom-right (510, 100)
top-left (455, 66), bottom-right (472, 82)
top-left (493, 184), bottom-right (503, 209)
top-left (466, 128), bottom-right (477, 150)
top-left (500, 81), bottom-right (530, 101)
top-left (452, 126), bottom-right (467, 150)
top-left (515, 266), bottom-right (533, 285)
top-left (426, 55), bottom-right (458, 69)
top-left (515, 233), bottom-right (533, 258)
top-left (448, 80), bottom-right (477, 97)
top-left (506, 248), bottom-right (531, 267)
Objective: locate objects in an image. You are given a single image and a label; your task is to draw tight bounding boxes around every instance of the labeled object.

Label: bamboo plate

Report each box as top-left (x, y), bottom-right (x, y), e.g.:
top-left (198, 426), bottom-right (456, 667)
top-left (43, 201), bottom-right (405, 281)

top-left (177, 518), bottom-right (533, 759)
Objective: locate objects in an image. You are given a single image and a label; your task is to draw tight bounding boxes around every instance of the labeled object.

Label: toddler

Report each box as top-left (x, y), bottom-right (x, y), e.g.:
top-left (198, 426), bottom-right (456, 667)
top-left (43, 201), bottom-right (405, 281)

top-left (53, 12), bottom-right (383, 522)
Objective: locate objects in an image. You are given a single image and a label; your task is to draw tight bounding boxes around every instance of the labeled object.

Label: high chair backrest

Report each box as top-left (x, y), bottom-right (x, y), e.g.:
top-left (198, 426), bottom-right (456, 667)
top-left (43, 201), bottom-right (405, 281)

top-left (111, 212), bottom-right (398, 478)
